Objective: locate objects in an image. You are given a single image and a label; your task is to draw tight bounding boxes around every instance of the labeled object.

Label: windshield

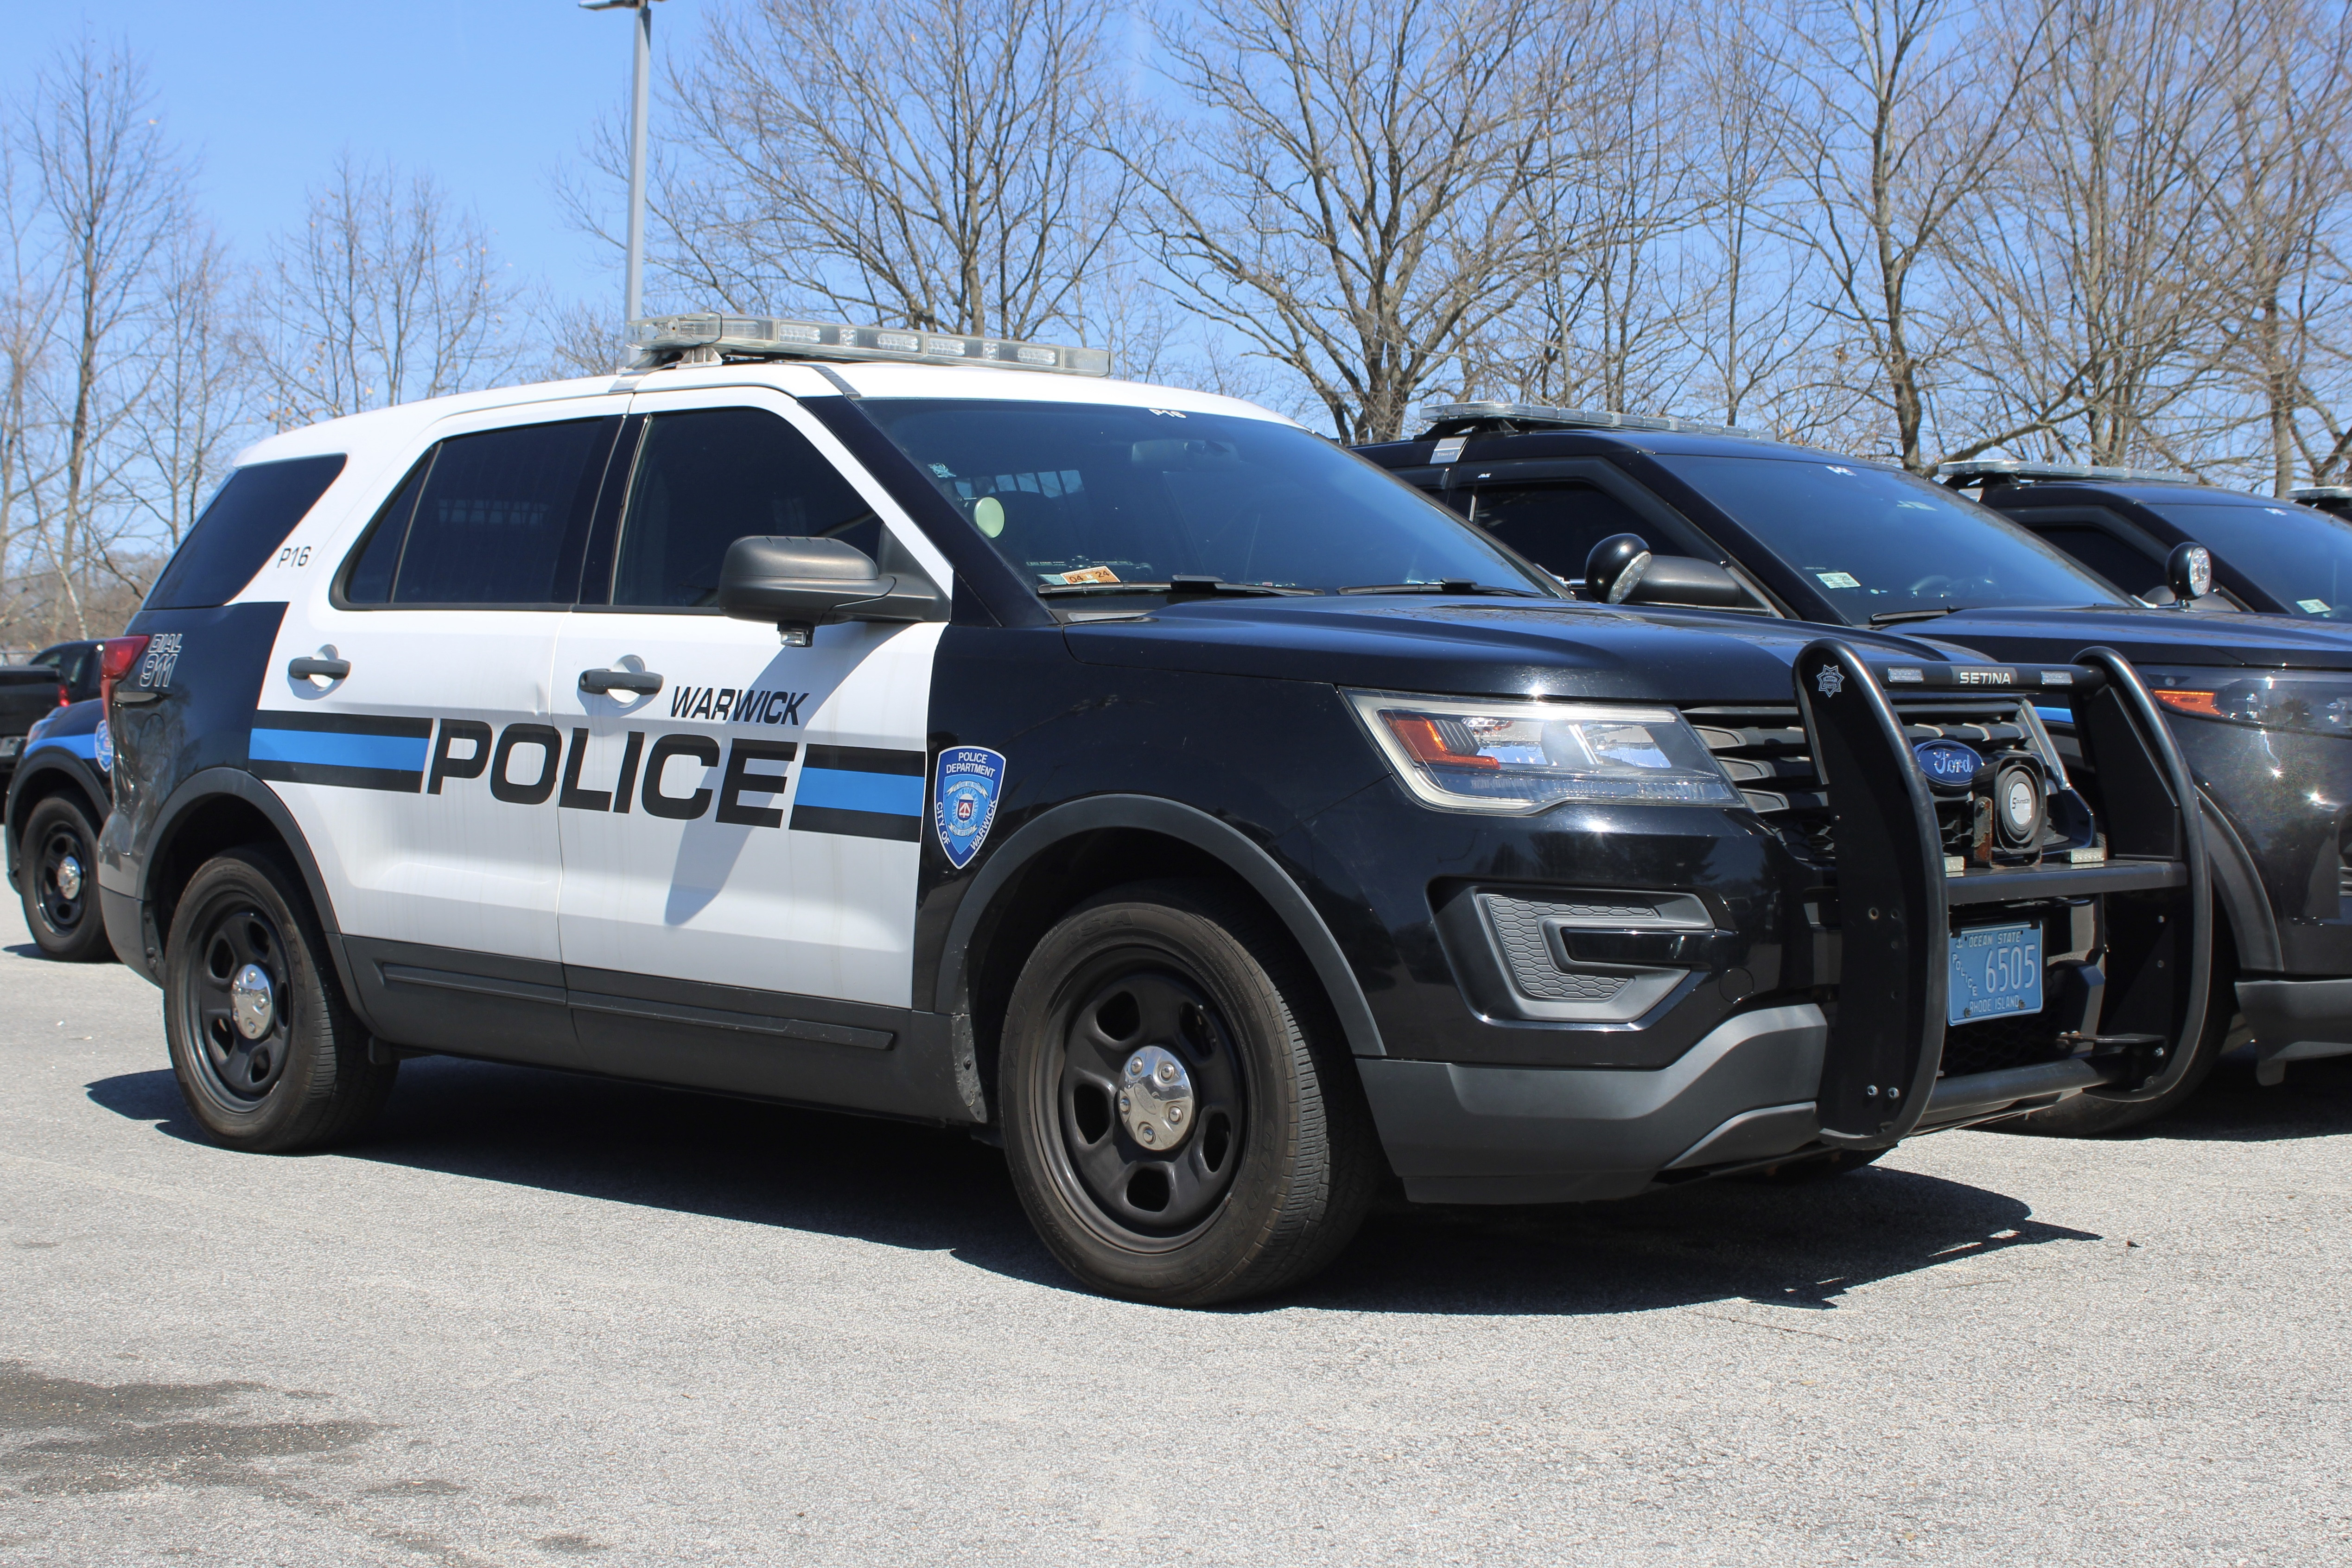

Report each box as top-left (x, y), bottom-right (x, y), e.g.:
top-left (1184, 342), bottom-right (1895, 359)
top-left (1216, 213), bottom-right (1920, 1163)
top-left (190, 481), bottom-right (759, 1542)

top-left (859, 400), bottom-right (1554, 597)
top-left (1654, 453), bottom-right (2129, 623)
top-left (2144, 499), bottom-right (2352, 620)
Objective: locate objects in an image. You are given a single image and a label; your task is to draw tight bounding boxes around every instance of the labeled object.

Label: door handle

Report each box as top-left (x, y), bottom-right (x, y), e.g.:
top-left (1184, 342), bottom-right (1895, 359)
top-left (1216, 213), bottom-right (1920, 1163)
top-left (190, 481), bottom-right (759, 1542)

top-left (579, 667), bottom-right (662, 695)
top-left (288, 656), bottom-right (351, 680)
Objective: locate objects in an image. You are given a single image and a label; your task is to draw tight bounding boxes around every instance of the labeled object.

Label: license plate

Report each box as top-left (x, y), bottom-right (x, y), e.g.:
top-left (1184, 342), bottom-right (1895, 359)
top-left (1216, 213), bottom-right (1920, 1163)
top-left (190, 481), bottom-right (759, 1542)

top-left (1948, 920), bottom-right (2042, 1025)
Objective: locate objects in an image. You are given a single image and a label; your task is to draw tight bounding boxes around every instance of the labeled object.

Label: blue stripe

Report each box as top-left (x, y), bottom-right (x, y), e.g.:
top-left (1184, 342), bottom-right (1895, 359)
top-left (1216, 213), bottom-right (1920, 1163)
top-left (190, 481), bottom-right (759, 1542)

top-left (32, 734), bottom-right (98, 761)
top-left (2035, 705), bottom-right (2073, 728)
top-left (251, 727), bottom-right (429, 772)
top-left (794, 767), bottom-right (925, 817)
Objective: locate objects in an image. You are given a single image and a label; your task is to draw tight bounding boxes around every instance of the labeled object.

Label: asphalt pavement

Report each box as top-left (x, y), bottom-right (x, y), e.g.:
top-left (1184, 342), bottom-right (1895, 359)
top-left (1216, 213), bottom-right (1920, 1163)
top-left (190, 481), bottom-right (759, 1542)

top-left (2, 895), bottom-right (2349, 1567)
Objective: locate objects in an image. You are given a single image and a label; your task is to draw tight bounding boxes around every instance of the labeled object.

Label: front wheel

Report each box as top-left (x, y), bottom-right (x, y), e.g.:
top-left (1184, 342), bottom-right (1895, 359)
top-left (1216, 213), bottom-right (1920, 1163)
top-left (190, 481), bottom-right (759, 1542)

top-left (19, 795), bottom-right (114, 962)
top-left (162, 845), bottom-right (397, 1151)
top-left (999, 880), bottom-right (1377, 1306)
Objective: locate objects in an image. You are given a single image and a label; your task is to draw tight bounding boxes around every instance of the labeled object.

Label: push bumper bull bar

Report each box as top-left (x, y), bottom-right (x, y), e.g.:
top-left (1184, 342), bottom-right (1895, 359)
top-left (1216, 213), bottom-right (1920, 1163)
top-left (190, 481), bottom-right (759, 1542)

top-left (1793, 642), bottom-right (2209, 1147)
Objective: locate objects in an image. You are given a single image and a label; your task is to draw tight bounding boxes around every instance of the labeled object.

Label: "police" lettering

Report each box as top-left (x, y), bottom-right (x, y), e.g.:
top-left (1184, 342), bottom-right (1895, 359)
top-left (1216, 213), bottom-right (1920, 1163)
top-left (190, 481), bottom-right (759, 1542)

top-left (429, 720), bottom-right (797, 827)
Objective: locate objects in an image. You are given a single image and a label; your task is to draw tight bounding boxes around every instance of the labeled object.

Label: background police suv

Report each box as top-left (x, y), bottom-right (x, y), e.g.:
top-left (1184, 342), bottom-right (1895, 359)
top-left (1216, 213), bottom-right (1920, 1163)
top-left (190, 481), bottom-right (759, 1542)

top-left (96, 317), bottom-right (2206, 1304)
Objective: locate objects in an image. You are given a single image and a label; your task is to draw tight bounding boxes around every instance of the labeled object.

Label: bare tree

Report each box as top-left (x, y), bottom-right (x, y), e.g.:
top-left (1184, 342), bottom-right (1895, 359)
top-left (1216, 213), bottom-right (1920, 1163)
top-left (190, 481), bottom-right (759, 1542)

top-left (251, 154), bottom-right (524, 426)
top-left (15, 38), bottom-right (183, 638)
top-left (1774, 0), bottom-right (2057, 471)
top-left (614, 0), bottom-right (1130, 342)
top-left (130, 225), bottom-right (250, 548)
top-left (1492, 19), bottom-right (1707, 416)
top-left (2198, 0), bottom-right (2352, 490)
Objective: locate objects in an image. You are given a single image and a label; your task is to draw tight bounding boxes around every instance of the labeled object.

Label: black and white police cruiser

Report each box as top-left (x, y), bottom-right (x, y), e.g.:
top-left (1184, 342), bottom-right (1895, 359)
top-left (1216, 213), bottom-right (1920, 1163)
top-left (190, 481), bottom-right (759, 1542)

top-left (98, 315), bottom-right (2209, 1304)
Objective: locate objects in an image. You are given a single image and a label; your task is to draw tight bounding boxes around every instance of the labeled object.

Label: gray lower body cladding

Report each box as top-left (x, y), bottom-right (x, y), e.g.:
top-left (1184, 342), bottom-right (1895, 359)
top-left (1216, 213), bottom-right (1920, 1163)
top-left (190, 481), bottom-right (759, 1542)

top-left (1355, 1003), bottom-right (1828, 1204)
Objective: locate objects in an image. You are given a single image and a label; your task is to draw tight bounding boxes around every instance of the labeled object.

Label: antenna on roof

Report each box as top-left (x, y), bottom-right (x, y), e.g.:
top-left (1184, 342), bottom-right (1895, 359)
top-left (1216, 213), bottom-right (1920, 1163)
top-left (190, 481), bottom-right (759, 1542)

top-left (628, 312), bottom-right (1112, 377)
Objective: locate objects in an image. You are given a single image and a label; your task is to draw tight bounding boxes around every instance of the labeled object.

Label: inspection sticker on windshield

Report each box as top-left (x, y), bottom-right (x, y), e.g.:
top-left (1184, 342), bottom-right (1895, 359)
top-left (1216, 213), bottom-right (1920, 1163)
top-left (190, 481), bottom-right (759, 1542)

top-left (1816, 571), bottom-right (1861, 589)
top-left (1948, 920), bottom-right (2042, 1025)
top-left (2300, 598), bottom-right (2331, 614)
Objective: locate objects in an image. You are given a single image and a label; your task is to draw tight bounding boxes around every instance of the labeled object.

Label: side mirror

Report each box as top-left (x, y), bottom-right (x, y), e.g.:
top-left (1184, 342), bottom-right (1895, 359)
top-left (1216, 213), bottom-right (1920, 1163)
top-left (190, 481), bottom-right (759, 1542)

top-left (718, 534), bottom-right (941, 646)
top-left (1583, 532), bottom-right (1755, 609)
top-left (2165, 541), bottom-right (2213, 605)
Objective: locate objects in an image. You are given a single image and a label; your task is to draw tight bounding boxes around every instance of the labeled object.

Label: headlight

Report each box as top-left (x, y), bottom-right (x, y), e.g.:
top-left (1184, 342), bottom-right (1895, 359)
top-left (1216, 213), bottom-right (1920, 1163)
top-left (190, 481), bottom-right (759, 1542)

top-left (1347, 690), bottom-right (1740, 813)
top-left (2149, 672), bottom-right (2352, 739)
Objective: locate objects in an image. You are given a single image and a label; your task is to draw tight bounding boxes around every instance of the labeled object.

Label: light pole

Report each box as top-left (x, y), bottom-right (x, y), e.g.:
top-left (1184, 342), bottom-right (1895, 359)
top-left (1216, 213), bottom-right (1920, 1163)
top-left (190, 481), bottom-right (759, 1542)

top-left (579, 0), bottom-right (665, 325)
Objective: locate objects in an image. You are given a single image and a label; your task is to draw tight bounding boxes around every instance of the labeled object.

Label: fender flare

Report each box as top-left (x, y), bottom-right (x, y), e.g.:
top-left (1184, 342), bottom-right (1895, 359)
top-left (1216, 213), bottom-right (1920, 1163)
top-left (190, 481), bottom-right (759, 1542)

top-left (142, 767), bottom-right (371, 1024)
top-left (2198, 789), bottom-right (2276, 972)
top-left (5, 752), bottom-right (112, 888)
top-left (932, 794), bottom-right (1387, 1058)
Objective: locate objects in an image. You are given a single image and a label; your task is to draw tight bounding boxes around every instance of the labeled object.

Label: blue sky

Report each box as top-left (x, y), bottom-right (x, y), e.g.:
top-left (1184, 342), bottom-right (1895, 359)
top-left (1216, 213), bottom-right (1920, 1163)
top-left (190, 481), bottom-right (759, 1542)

top-left (10, 0), bottom-right (653, 317)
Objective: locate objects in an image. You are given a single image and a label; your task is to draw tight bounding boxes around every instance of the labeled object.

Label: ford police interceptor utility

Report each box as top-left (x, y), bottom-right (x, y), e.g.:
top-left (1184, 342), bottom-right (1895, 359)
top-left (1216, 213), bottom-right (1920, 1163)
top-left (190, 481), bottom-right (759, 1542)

top-left (6, 697), bottom-right (114, 962)
top-left (94, 316), bottom-right (2207, 1304)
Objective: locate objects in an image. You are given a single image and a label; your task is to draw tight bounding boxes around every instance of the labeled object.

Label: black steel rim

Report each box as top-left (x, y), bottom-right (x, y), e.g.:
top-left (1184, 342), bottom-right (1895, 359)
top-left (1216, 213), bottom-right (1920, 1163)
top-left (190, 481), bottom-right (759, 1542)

top-left (1048, 955), bottom-right (1248, 1245)
top-left (184, 897), bottom-right (293, 1105)
top-left (34, 821), bottom-right (89, 934)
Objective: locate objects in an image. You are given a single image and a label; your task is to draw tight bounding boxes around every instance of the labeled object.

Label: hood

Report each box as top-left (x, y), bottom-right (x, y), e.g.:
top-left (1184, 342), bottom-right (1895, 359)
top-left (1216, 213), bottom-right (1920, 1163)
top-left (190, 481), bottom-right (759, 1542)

top-left (1913, 603), bottom-right (2352, 672)
top-left (1063, 595), bottom-right (1977, 705)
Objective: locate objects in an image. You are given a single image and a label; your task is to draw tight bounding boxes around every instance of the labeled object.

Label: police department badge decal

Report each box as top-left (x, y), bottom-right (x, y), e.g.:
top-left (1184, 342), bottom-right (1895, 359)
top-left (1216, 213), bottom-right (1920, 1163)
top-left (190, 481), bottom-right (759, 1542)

top-left (934, 745), bottom-right (1006, 869)
top-left (1814, 667), bottom-right (1845, 698)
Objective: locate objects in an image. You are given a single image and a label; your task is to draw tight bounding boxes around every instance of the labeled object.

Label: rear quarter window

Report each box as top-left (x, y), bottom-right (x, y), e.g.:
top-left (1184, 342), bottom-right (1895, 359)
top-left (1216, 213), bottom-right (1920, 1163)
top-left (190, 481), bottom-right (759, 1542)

top-left (143, 455), bottom-right (349, 610)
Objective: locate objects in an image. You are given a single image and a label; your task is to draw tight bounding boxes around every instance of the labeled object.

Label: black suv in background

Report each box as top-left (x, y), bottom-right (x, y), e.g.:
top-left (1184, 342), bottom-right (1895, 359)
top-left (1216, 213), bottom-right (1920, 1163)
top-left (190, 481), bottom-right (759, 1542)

top-left (1943, 461), bottom-right (2352, 622)
top-left (1358, 404), bottom-right (2352, 1125)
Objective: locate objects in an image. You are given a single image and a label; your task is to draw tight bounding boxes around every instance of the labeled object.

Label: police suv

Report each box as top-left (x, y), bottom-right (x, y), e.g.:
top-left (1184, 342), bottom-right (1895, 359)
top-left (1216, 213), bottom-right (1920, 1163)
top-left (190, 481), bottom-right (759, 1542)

top-left (97, 318), bottom-right (2206, 1304)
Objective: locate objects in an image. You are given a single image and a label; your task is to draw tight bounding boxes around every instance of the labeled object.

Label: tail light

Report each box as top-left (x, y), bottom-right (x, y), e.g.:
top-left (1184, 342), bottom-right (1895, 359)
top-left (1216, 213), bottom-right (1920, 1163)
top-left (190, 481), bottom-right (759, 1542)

top-left (55, 682), bottom-right (69, 708)
top-left (98, 635), bottom-right (152, 713)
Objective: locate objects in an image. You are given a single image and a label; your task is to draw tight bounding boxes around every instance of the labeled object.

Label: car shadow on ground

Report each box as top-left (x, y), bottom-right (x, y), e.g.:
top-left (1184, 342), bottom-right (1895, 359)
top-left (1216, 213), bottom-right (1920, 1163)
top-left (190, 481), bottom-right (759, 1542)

top-left (88, 1054), bottom-right (2105, 1316)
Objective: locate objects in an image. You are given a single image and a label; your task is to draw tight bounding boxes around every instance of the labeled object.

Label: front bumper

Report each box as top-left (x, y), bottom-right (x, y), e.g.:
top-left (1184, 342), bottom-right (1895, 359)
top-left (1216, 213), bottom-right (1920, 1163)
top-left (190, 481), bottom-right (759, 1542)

top-left (1353, 643), bottom-right (2207, 1198)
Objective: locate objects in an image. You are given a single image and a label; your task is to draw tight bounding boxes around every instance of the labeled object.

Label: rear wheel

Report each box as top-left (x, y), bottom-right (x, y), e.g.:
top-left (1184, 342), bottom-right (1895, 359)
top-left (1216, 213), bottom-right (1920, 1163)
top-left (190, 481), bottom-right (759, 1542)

top-left (999, 880), bottom-right (1377, 1306)
top-left (19, 794), bottom-right (114, 962)
top-left (163, 845), bottom-right (396, 1151)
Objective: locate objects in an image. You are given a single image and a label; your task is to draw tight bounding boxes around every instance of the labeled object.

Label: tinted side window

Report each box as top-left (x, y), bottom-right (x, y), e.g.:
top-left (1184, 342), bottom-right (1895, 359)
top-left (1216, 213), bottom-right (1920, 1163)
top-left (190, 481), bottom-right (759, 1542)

top-left (611, 407), bottom-right (880, 608)
top-left (343, 419), bottom-right (614, 608)
top-left (2030, 524), bottom-right (2166, 600)
top-left (1470, 482), bottom-right (1686, 581)
top-left (144, 455), bottom-right (348, 610)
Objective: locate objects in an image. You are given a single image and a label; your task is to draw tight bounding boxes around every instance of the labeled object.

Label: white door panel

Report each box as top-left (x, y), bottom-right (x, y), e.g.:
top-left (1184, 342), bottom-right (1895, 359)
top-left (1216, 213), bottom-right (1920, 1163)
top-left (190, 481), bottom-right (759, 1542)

top-left (552, 618), bottom-right (942, 1005)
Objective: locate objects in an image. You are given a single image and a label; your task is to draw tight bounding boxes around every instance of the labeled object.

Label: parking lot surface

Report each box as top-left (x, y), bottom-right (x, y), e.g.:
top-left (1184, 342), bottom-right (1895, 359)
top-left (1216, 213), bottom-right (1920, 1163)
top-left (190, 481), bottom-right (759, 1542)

top-left (2, 899), bottom-right (2348, 1567)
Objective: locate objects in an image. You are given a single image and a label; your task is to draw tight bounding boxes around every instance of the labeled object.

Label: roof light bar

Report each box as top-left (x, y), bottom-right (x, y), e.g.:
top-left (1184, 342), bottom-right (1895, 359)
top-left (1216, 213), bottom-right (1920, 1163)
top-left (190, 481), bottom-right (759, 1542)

top-left (2289, 485), bottom-right (2352, 504)
top-left (1419, 401), bottom-right (1770, 441)
top-left (628, 312), bottom-right (1112, 377)
top-left (1939, 458), bottom-right (2199, 488)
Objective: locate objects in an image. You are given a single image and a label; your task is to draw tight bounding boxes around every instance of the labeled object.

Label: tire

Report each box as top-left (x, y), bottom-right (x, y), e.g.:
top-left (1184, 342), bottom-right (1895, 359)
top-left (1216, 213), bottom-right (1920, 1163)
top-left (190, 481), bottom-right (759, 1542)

top-left (162, 845), bottom-right (397, 1152)
top-left (18, 794), bottom-right (115, 962)
top-left (999, 879), bottom-right (1378, 1306)
top-left (2000, 932), bottom-right (2238, 1137)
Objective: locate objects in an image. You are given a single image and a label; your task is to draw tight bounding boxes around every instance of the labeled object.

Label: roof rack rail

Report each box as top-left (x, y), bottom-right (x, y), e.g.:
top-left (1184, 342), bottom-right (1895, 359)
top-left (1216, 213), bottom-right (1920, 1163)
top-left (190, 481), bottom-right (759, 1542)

top-left (1418, 401), bottom-right (1771, 441)
top-left (627, 312), bottom-right (1112, 377)
top-left (1938, 458), bottom-right (2200, 489)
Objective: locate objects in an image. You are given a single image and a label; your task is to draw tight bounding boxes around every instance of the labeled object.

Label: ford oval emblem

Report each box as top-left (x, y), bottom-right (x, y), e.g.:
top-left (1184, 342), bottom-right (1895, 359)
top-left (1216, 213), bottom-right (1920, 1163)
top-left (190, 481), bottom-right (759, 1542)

top-left (1914, 739), bottom-right (1984, 788)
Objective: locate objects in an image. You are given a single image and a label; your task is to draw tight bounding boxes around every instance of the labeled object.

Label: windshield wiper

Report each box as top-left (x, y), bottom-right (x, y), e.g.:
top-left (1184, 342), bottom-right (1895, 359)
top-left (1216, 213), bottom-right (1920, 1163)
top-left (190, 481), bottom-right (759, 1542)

top-left (1868, 606), bottom-right (1969, 626)
top-left (1337, 580), bottom-right (1546, 597)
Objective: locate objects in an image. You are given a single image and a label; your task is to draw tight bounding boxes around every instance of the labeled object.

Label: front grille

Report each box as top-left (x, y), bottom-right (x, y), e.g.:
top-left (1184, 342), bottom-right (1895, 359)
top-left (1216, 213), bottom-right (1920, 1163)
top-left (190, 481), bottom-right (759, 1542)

top-left (1686, 698), bottom-right (2077, 867)
top-left (1938, 1010), bottom-right (2068, 1079)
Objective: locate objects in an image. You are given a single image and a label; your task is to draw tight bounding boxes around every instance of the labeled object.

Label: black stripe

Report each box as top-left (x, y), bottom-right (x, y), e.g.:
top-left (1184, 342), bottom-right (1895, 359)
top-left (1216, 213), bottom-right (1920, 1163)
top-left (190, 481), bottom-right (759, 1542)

top-left (802, 744), bottom-right (925, 776)
top-left (789, 803), bottom-right (924, 841)
top-left (251, 708), bottom-right (435, 738)
top-left (250, 759), bottom-right (424, 793)
top-left (567, 990), bottom-right (893, 1048)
